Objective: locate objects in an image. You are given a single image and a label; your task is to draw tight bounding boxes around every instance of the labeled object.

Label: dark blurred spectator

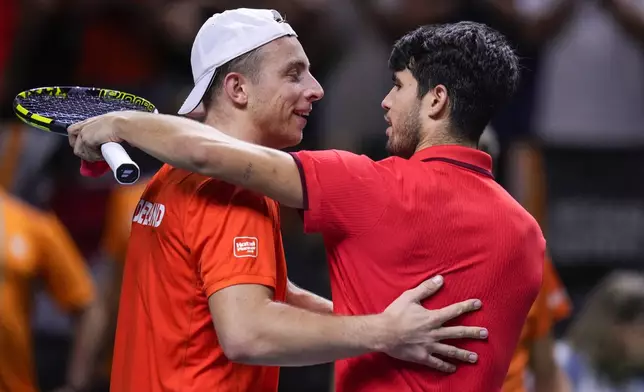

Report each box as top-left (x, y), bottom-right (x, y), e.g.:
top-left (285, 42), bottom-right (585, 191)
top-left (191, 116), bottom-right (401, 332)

top-left (520, 0), bottom-right (644, 302)
top-left (556, 270), bottom-right (644, 391)
top-left (91, 180), bottom-right (149, 391)
top-left (0, 0), bottom-right (18, 106)
top-left (0, 123), bottom-right (60, 208)
top-left (529, 0), bottom-right (644, 147)
top-left (1, 0), bottom-right (83, 117)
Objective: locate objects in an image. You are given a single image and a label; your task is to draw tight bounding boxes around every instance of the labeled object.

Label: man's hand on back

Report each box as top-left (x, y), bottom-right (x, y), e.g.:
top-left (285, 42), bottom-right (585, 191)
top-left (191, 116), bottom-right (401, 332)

top-left (380, 275), bottom-right (487, 372)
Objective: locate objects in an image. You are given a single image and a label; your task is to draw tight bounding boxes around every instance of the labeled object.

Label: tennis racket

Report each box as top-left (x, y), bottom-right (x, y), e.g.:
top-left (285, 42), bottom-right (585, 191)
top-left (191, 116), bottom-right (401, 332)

top-left (13, 86), bottom-right (158, 185)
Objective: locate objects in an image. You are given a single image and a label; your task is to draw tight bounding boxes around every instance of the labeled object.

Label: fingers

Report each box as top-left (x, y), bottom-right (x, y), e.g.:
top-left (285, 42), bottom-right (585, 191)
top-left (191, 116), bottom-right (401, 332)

top-left (425, 355), bottom-right (456, 373)
top-left (433, 299), bottom-right (482, 325)
top-left (68, 132), bottom-right (77, 149)
top-left (68, 118), bottom-right (105, 162)
top-left (68, 121), bottom-right (83, 149)
top-left (405, 275), bottom-right (444, 302)
top-left (68, 118), bottom-right (89, 150)
top-left (67, 117), bottom-right (91, 136)
top-left (430, 326), bottom-right (488, 341)
top-left (403, 353), bottom-right (456, 373)
top-left (430, 343), bottom-right (479, 364)
top-left (73, 131), bottom-right (103, 162)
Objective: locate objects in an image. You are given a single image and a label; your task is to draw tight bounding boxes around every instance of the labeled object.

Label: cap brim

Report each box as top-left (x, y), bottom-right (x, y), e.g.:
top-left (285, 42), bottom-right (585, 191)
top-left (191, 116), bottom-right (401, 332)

top-left (177, 70), bottom-right (215, 115)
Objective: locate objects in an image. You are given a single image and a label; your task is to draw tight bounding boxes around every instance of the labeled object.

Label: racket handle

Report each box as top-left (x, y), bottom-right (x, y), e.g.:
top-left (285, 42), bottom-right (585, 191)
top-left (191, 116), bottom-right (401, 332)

top-left (101, 142), bottom-right (140, 185)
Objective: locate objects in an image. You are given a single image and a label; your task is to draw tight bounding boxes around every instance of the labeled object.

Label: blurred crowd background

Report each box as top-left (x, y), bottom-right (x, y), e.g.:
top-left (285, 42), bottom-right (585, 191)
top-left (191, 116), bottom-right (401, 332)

top-left (1, 0), bottom-right (644, 391)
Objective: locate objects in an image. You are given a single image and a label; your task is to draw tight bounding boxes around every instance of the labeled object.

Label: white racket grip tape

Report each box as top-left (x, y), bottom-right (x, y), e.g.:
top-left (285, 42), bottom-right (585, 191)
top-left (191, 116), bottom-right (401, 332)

top-left (101, 142), bottom-right (140, 185)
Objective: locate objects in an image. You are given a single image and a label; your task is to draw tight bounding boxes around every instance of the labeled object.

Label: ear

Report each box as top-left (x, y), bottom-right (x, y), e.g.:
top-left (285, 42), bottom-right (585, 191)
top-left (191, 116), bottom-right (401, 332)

top-left (222, 73), bottom-right (249, 106)
top-left (426, 84), bottom-right (449, 118)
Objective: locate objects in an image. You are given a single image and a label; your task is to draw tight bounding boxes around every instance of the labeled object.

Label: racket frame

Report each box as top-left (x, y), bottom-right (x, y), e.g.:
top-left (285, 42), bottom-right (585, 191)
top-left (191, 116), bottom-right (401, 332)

top-left (12, 86), bottom-right (156, 185)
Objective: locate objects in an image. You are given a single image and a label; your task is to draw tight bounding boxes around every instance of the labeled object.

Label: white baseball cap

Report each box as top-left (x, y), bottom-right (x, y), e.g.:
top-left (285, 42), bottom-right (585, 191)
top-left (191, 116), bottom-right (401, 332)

top-left (178, 8), bottom-right (297, 115)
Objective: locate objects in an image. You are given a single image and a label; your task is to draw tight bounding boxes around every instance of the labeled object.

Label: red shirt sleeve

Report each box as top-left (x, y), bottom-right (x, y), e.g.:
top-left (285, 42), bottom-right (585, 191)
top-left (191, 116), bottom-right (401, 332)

top-left (290, 149), bottom-right (390, 238)
top-left (186, 180), bottom-right (280, 298)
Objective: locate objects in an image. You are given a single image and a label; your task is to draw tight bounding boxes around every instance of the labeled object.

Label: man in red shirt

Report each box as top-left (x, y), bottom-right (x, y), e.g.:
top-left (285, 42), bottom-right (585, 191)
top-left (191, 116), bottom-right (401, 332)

top-left (66, 9), bottom-right (488, 392)
top-left (70, 18), bottom-right (543, 392)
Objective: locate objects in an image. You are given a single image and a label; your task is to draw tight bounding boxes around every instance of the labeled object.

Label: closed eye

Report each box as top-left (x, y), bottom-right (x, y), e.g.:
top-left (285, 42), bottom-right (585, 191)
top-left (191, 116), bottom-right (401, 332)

top-left (392, 74), bottom-right (402, 90)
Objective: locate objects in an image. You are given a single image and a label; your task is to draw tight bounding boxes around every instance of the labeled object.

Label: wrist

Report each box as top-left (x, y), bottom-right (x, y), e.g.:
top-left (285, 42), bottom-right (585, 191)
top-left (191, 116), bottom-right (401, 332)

top-left (112, 114), bottom-right (128, 143)
top-left (369, 313), bottom-right (398, 353)
top-left (112, 112), bottom-right (135, 143)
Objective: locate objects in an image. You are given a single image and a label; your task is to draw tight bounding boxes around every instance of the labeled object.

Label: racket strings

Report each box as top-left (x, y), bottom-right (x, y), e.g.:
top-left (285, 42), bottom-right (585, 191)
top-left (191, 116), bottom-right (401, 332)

top-left (18, 95), bottom-right (145, 125)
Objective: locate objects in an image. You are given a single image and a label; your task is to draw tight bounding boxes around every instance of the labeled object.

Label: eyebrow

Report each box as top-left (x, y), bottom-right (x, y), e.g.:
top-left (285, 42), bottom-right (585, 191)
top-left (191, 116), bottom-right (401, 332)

top-left (284, 59), bottom-right (309, 72)
top-left (392, 74), bottom-right (401, 84)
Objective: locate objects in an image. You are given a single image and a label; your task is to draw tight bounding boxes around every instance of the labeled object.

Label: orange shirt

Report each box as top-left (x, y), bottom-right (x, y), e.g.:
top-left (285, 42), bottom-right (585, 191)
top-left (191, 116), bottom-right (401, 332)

top-left (502, 256), bottom-right (572, 392)
top-left (0, 190), bottom-right (95, 392)
top-left (110, 165), bottom-right (288, 392)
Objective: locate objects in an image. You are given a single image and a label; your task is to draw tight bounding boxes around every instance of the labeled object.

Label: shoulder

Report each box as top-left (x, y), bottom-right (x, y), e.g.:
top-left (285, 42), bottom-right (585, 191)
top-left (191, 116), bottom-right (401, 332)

top-left (293, 149), bottom-right (399, 177)
top-left (2, 192), bottom-right (43, 215)
top-left (376, 156), bottom-right (407, 170)
top-left (191, 178), bottom-right (277, 217)
top-left (1, 194), bottom-right (51, 230)
top-left (150, 167), bottom-right (278, 218)
top-left (292, 149), bottom-right (375, 164)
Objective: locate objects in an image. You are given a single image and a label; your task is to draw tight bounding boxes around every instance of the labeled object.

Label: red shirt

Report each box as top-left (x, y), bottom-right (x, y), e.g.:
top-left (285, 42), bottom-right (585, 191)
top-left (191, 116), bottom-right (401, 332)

top-left (111, 165), bottom-right (287, 392)
top-left (291, 145), bottom-right (544, 392)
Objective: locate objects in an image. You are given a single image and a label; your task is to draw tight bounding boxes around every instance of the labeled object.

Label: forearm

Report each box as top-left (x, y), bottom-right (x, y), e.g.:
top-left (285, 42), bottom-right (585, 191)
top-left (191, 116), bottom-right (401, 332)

top-left (286, 281), bottom-right (333, 314)
top-left (113, 112), bottom-right (303, 208)
top-left (228, 302), bottom-right (391, 366)
top-left (554, 366), bottom-right (573, 392)
top-left (67, 301), bottom-right (109, 390)
top-left (531, 333), bottom-right (572, 392)
top-left (535, 366), bottom-right (571, 392)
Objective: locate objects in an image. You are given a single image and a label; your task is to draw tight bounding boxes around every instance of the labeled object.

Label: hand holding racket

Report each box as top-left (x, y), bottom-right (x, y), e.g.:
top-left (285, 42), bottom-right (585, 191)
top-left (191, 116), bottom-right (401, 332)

top-left (13, 87), bottom-right (158, 185)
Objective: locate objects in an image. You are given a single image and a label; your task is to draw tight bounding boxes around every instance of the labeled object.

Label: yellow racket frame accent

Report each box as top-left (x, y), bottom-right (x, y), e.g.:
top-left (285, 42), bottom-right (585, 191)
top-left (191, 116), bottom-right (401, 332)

top-left (13, 86), bottom-right (156, 135)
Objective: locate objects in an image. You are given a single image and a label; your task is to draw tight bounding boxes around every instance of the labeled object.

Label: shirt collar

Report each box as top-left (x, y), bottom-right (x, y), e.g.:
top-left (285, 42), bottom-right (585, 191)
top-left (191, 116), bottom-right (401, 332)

top-left (410, 144), bottom-right (493, 173)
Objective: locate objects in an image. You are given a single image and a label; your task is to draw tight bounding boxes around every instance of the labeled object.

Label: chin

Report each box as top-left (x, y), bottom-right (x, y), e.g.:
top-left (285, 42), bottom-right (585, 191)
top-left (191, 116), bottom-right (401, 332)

top-left (385, 136), bottom-right (400, 157)
top-left (277, 130), bottom-right (303, 150)
top-left (289, 132), bottom-right (304, 148)
top-left (386, 140), bottom-right (414, 159)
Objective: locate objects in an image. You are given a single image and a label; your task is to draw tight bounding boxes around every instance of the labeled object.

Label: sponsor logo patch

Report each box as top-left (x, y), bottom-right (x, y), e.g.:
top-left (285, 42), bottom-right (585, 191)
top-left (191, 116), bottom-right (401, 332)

top-left (233, 237), bottom-right (258, 258)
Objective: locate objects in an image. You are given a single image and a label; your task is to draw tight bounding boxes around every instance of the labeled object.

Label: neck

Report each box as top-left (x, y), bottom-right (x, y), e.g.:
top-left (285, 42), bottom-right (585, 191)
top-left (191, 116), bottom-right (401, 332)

top-left (204, 109), bottom-right (264, 145)
top-left (415, 127), bottom-right (477, 153)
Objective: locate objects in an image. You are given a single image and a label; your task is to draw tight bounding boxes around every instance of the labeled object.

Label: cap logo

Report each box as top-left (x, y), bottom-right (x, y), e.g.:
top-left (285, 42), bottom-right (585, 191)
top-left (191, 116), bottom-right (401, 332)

top-left (271, 10), bottom-right (284, 23)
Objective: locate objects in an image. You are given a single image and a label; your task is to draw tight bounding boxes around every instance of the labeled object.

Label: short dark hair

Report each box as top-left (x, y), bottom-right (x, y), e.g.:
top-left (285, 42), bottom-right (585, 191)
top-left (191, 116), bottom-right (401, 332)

top-left (388, 21), bottom-right (519, 143)
top-left (201, 47), bottom-right (264, 110)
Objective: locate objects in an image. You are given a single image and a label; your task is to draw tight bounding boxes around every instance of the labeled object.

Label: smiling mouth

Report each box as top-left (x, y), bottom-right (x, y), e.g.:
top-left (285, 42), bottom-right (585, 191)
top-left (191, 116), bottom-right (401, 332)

top-left (294, 110), bottom-right (310, 119)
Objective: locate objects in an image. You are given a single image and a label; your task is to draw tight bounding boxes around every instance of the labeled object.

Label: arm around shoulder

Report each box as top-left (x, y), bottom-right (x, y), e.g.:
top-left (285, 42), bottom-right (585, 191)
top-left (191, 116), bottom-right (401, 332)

top-left (114, 112), bottom-right (306, 208)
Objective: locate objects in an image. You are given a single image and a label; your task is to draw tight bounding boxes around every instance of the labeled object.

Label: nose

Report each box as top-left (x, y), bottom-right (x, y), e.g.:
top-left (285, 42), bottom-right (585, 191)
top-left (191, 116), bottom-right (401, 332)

top-left (304, 73), bottom-right (325, 103)
top-left (381, 91), bottom-right (392, 111)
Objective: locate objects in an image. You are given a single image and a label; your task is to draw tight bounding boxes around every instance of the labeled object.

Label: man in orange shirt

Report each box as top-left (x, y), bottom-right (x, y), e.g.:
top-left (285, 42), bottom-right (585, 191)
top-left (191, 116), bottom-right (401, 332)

top-left (0, 188), bottom-right (104, 392)
top-left (502, 256), bottom-right (573, 392)
top-left (73, 9), bottom-right (489, 392)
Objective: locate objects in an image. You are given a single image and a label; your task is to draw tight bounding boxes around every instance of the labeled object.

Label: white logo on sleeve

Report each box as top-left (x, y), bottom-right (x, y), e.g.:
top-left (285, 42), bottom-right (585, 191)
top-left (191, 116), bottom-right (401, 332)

top-left (132, 199), bottom-right (166, 228)
top-left (234, 237), bottom-right (258, 258)
top-left (9, 235), bottom-right (27, 259)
